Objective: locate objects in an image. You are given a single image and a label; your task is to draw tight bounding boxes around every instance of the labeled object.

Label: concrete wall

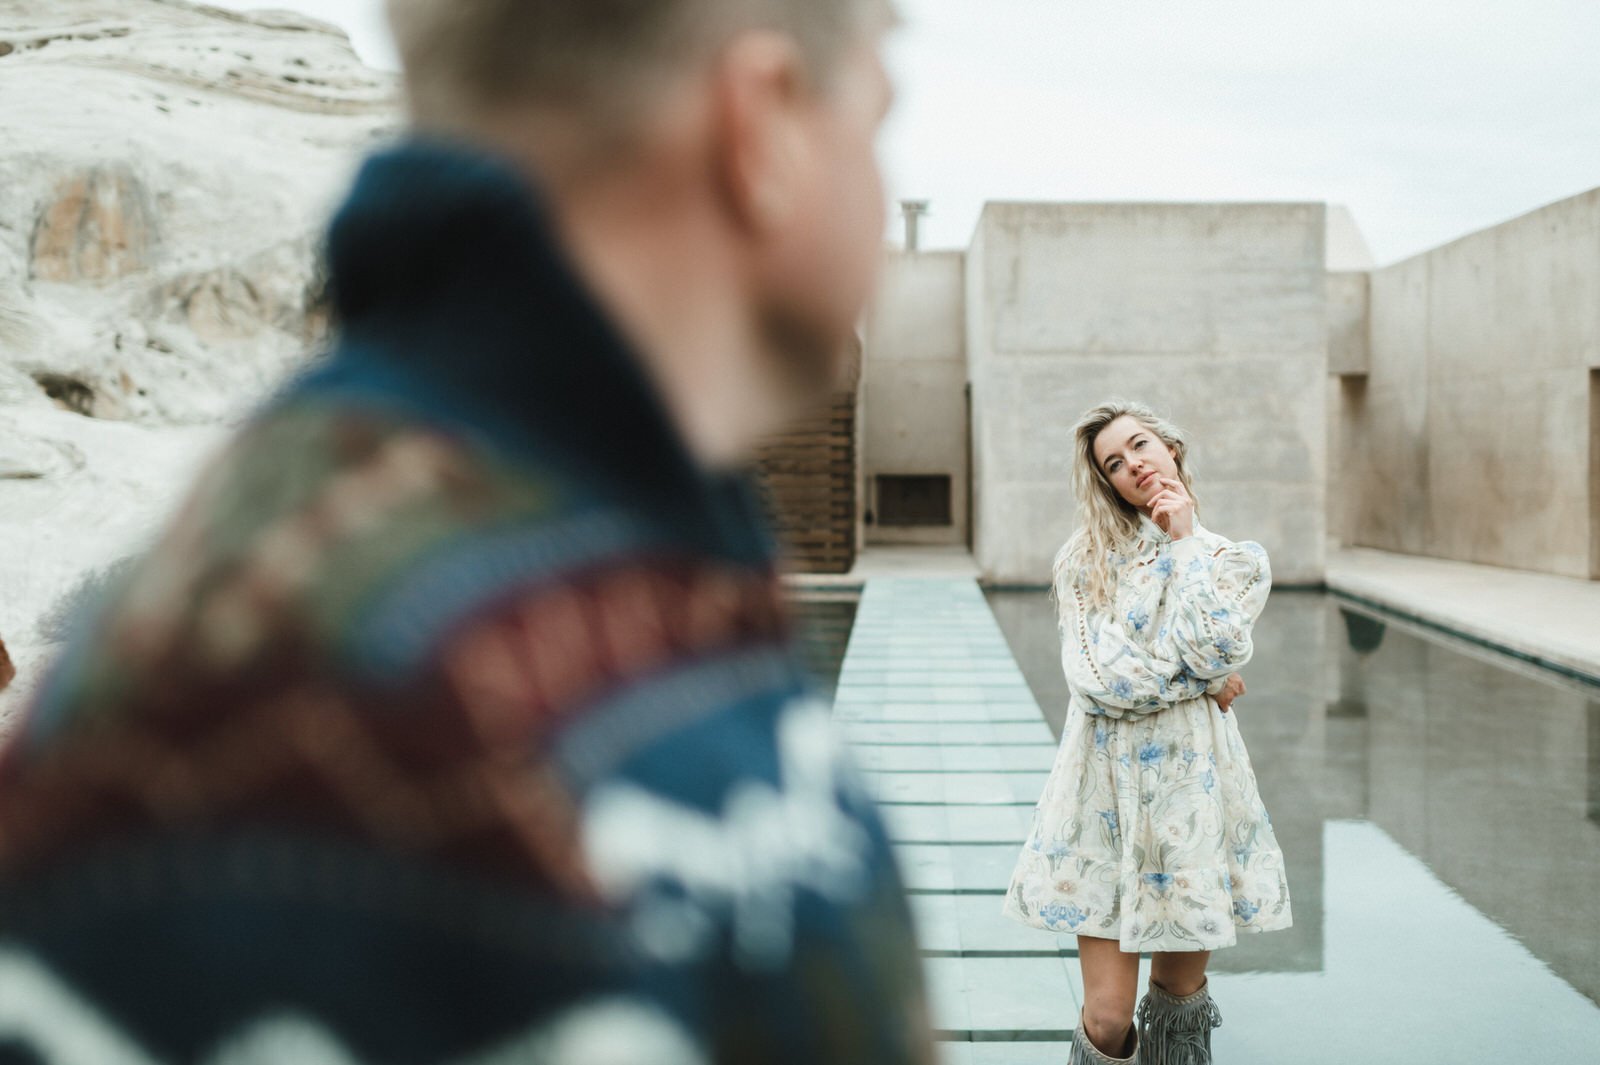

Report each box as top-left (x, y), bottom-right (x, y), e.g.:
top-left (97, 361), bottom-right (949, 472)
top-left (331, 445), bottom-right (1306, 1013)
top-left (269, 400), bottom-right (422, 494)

top-left (965, 202), bottom-right (1329, 585)
top-left (1341, 188), bottom-right (1600, 577)
top-left (1342, 605), bottom-right (1600, 1002)
top-left (1325, 204), bottom-right (1376, 273)
top-left (1327, 272), bottom-right (1371, 553)
top-left (862, 250), bottom-right (969, 545)
top-left (1327, 272), bottom-right (1371, 376)
top-left (1592, 371), bottom-right (1600, 579)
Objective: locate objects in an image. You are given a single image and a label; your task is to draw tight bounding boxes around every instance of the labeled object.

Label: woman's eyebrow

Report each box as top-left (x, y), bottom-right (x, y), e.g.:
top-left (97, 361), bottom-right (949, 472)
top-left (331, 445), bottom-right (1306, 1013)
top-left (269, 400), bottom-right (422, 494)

top-left (1107, 434), bottom-right (1145, 461)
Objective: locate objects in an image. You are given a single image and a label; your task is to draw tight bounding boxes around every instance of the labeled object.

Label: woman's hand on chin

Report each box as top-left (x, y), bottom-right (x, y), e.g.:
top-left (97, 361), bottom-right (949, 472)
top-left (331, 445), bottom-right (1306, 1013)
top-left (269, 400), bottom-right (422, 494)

top-left (1147, 477), bottom-right (1196, 540)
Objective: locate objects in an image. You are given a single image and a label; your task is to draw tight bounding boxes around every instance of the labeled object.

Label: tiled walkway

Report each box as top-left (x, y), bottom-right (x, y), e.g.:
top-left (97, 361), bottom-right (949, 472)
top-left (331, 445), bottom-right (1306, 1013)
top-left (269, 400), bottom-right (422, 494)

top-left (832, 578), bottom-right (1081, 1064)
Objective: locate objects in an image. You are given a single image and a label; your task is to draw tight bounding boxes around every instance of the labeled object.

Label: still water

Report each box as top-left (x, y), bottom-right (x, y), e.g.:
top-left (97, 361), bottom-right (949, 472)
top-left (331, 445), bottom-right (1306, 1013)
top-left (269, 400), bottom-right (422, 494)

top-left (795, 587), bottom-right (1600, 1056)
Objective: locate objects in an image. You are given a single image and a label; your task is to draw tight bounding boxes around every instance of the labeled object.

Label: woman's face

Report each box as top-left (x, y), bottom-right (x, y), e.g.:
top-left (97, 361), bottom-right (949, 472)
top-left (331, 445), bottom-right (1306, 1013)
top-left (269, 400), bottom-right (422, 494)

top-left (1091, 414), bottom-right (1180, 511)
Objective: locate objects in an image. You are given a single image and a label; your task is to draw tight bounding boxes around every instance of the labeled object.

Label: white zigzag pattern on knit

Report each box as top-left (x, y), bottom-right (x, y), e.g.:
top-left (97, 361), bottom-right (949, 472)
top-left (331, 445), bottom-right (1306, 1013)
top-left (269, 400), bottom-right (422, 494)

top-left (0, 946), bottom-right (708, 1065)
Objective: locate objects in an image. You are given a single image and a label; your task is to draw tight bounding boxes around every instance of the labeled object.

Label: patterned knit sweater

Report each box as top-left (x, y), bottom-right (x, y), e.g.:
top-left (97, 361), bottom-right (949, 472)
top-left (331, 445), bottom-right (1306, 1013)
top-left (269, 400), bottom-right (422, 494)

top-left (0, 141), bottom-right (933, 1065)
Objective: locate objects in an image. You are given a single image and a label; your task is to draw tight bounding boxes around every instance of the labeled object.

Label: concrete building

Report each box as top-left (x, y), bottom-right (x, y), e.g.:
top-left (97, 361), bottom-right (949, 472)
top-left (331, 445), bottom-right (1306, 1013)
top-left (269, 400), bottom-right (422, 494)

top-left (854, 187), bottom-right (1600, 586)
top-left (864, 201), bottom-right (1335, 586)
top-left (1331, 188), bottom-right (1600, 579)
top-left (964, 202), bottom-right (1330, 586)
top-left (861, 250), bottom-right (968, 549)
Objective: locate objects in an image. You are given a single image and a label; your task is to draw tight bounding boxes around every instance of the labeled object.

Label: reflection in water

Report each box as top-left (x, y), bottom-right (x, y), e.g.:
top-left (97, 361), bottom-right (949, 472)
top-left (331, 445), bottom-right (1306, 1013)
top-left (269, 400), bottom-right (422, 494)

top-left (984, 591), bottom-right (1071, 734)
top-left (790, 594), bottom-right (859, 703)
top-left (985, 588), bottom-right (1600, 1014)
top-left (1590, 699), bottom-right (1600, 829)
top-left (1216, 820), bottom-right (1599, 1061)
top-left (1341, 608), bottom-right (1387, 654)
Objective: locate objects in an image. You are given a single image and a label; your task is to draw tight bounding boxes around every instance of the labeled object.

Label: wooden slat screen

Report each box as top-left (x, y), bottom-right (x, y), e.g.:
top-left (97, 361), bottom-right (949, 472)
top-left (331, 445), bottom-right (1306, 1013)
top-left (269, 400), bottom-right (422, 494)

top-left (750, 344), bottom-right (861, 575)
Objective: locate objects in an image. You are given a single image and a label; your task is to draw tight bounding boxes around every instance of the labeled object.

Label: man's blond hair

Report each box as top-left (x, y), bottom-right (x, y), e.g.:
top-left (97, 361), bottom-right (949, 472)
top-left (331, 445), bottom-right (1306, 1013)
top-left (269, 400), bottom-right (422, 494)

top-left (386, 0), bottom-right (893, 132)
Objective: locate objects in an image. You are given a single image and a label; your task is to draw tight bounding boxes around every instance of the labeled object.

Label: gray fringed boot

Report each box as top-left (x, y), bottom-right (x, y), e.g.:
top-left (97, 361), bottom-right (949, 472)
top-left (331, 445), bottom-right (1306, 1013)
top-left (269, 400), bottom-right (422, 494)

top-left (1135, 980), bottom-right (1221, 1065)
top-left (1069, 1013), bottom-right (1139, 1064)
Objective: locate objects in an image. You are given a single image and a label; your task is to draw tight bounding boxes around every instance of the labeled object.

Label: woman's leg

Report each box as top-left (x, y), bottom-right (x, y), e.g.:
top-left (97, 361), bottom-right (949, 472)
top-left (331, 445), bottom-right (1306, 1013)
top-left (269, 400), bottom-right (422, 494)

top-left (1141, 951), bottom-right (1222, 1064)
top-left (1076, 936), bottom-right (1141, 1058)
top-left (1149, 949), bottom-right (1210, 996)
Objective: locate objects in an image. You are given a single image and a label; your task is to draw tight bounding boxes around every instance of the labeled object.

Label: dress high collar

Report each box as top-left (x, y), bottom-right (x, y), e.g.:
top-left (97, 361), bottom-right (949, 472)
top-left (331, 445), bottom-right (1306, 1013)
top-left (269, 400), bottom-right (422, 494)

top-left (1137, 512), bottom-right (1171, 543)
top-left (1137, 512), bottom-right (1209, 548)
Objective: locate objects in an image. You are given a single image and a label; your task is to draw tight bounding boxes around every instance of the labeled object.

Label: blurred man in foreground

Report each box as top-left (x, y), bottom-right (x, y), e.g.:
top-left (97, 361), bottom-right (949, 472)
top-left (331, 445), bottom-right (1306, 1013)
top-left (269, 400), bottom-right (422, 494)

top-left (0, 1), bottom-right (933, 1061)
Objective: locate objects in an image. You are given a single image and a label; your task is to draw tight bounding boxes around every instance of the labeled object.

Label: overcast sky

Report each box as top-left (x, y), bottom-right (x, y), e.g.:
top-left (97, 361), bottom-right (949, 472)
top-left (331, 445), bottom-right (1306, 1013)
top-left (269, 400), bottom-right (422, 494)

top-left (208, 0), bottom-right (1600, 264)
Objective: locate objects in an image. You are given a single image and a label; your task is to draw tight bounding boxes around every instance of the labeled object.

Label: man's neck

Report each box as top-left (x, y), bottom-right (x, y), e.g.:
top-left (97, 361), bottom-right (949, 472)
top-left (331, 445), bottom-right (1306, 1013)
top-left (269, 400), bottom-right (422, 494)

top-left (552, 189), bottom-right (780, 469)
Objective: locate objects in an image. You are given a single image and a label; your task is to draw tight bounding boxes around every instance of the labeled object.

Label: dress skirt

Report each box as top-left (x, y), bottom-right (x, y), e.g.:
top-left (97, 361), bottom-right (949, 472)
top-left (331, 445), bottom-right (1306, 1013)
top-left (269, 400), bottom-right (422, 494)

top-left (1002, 691), bottom-right (1292, 953)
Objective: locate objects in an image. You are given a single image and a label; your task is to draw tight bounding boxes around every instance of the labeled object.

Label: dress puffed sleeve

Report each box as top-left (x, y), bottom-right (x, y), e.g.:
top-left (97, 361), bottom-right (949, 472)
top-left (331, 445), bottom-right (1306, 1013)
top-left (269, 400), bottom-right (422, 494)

top-left (1056, 566), bottom-right (1215, 716)
top-left (1163, 536), bottom-right (1272, 679)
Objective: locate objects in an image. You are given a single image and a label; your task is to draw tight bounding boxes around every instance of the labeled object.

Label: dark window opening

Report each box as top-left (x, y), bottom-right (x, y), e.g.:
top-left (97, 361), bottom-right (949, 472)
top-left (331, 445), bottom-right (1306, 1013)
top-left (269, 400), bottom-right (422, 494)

top-left (876, 474), bottom-right (952, 527)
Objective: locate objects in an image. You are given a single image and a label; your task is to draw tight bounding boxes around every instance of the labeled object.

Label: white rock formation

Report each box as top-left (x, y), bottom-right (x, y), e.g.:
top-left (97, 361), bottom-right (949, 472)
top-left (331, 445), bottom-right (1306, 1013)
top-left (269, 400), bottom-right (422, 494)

top-left (0, 0), bottom-right (400, 724)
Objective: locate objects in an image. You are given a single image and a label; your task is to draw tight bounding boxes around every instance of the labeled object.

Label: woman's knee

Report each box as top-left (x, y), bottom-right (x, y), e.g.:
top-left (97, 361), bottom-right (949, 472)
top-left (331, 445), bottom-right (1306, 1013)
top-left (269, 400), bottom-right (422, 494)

top-left (1149, 953), bottom-right (1210, 998)
top-left (1081, 999), bottom-right (1135, 1043)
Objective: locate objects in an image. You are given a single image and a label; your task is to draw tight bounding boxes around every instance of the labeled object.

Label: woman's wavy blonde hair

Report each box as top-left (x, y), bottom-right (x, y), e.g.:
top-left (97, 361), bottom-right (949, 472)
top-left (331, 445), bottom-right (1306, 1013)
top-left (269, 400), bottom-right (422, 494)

top-left (1052, 399), bottom-right (1199, 610)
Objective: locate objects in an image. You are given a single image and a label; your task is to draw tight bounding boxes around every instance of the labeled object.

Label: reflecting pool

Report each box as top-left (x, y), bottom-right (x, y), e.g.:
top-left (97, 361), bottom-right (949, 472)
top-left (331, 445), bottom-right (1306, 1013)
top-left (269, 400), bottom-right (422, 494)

top-left (987, 588), bottom-right (1600, 1031)
top-left (792, 592), bottom-right (859, 703)
top-left (796, 585), bottom-right (1600, 1057)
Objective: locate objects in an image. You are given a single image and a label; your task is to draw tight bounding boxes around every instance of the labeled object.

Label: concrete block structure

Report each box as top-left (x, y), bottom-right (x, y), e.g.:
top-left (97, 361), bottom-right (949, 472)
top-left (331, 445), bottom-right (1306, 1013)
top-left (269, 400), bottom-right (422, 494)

top-left (962, 202), bottom-right (1330, 586)
top-left (855, 187), bottom-right (1600, 586)
top-left (861, 250), bottom-right (969, 548)
top-left (1332, 188), bottom-right (1600, 578)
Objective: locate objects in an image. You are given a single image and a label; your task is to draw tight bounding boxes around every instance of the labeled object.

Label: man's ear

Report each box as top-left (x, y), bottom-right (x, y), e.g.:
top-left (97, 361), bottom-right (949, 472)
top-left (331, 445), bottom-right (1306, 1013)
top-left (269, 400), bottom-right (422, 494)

top-left (710, 29), bottom-right (811, 236)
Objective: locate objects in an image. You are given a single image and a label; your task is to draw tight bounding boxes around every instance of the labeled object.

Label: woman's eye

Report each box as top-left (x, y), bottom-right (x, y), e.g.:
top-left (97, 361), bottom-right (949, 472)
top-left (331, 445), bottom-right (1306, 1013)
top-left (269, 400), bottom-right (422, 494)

top-left (1134, 439), bottom-right (1146, 449)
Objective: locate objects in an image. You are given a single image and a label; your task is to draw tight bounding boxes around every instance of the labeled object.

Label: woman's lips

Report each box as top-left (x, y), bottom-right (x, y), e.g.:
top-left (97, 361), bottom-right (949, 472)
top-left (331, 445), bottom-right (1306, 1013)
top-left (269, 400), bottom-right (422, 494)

top-left (1137, 471), bottom-right (1158, 490)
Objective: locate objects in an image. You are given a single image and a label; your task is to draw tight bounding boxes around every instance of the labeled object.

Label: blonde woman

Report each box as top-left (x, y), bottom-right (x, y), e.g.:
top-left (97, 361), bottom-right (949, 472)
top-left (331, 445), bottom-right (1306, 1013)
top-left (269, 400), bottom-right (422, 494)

top-left (1002, 400), bottom-right (1292, 1065)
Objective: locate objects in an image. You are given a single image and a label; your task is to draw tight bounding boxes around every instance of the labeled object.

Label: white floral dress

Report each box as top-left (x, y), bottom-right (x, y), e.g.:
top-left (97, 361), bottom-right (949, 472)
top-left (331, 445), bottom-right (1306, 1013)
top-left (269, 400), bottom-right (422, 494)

top-left (1002, 517), bottom-right (1292, 952)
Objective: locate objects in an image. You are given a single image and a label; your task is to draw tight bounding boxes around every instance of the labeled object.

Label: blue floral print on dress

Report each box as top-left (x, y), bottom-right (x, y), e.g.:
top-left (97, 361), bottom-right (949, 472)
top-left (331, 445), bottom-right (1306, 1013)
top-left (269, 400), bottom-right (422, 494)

top-left (1039, 902), bottom-right (1087, 930)
top-left (1004, 517), bottom-right (1291, 952)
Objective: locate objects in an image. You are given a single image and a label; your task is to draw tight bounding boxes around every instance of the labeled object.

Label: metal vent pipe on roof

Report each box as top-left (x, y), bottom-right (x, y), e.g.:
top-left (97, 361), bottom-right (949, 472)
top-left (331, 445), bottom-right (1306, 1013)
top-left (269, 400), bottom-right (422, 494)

top-left (900, 199), bottom-right (929, 251)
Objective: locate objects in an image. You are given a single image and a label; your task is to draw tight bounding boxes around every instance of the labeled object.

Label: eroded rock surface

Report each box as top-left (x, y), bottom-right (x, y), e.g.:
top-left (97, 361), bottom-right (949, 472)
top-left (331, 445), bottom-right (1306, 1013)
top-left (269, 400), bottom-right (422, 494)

top-left (0, 0), bottom-right (400, 721)
top-left (0, 0), bottom-right (398, 426)
top-left (30, 166), bottom-right (158, 283)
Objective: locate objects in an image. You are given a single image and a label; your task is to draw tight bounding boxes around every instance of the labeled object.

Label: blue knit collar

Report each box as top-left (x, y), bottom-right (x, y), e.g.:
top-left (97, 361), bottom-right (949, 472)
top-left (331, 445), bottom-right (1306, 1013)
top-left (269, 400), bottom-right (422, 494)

top-left (311, 138), bottom-right (774, 567)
